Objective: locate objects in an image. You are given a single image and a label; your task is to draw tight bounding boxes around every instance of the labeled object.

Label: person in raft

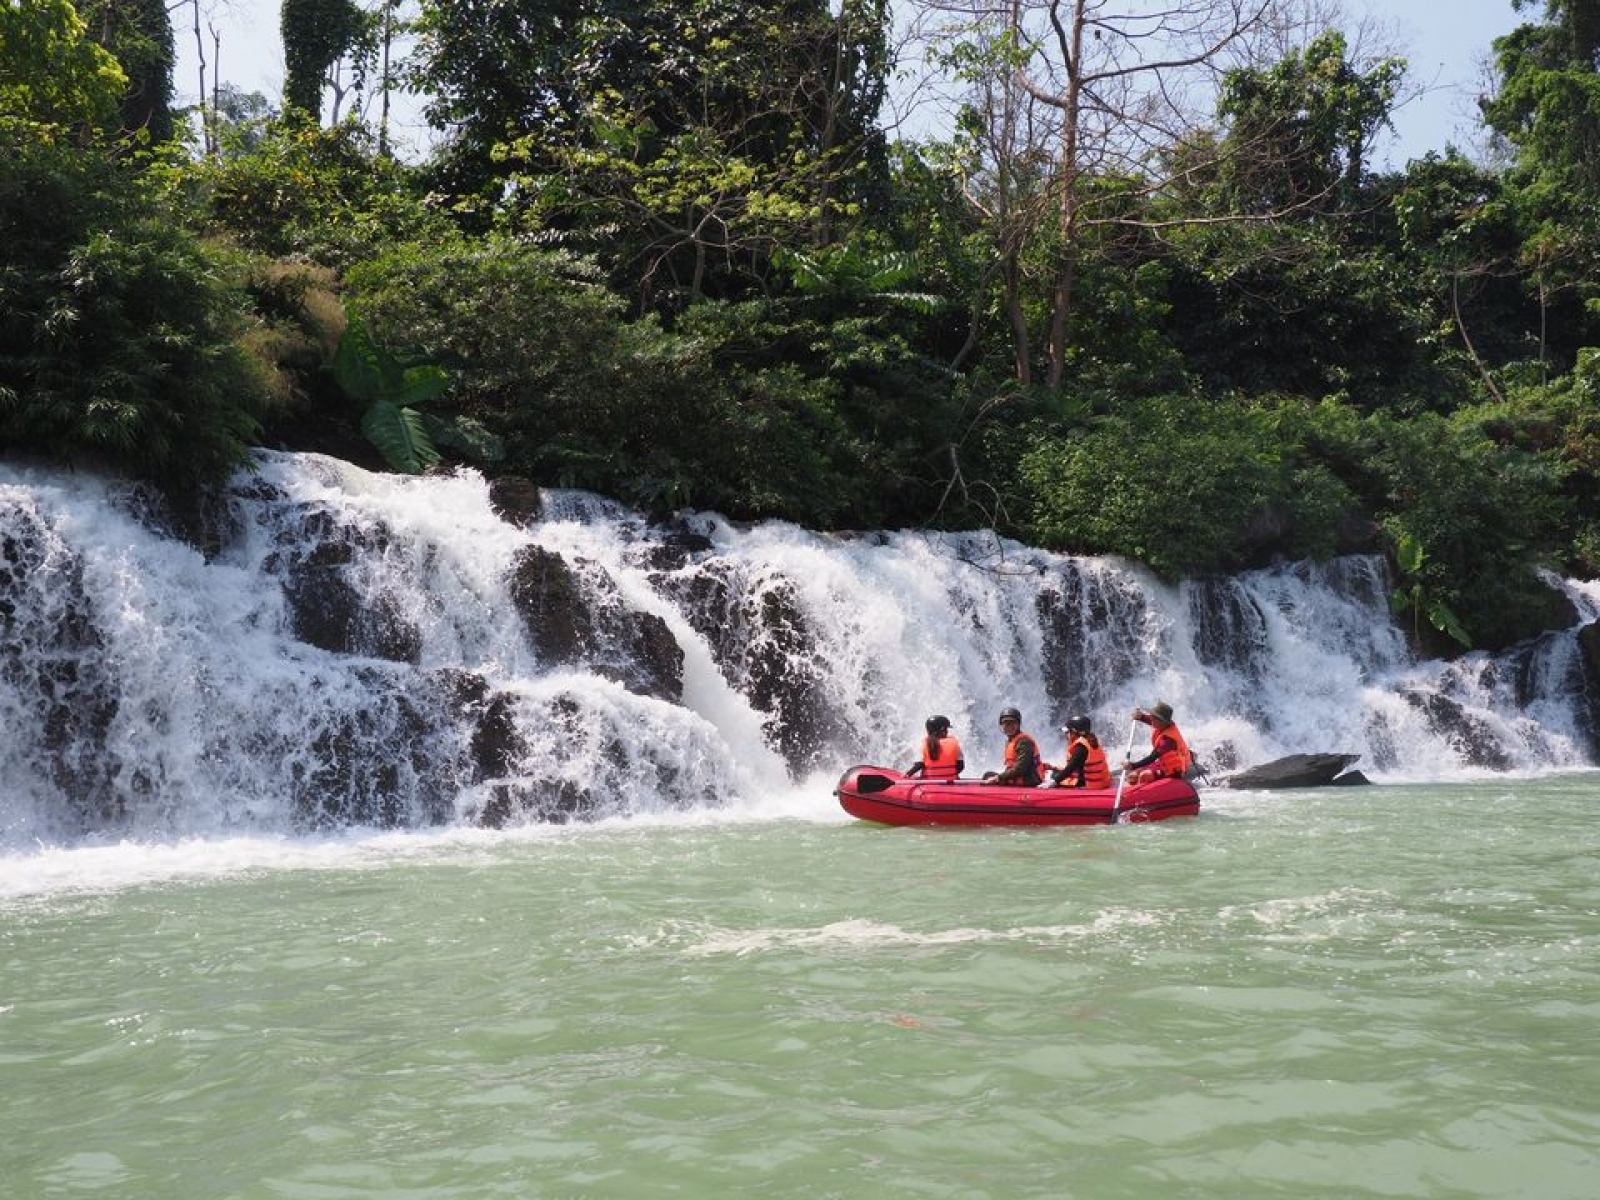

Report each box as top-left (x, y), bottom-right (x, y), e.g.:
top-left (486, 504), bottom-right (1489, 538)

top-left (905, 714), bottom-right (964, 780)
top-left (980, 706), bottom-right (1043, 786)
top-left (1122, 701), bottom-right (1193, 785)
top-left (1038, 714), bottom-right (1112, 789)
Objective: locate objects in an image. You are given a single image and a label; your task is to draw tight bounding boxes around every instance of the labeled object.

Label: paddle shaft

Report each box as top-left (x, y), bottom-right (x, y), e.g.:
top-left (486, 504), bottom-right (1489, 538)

top-left (1112, 718), bottom-right (1140, 813)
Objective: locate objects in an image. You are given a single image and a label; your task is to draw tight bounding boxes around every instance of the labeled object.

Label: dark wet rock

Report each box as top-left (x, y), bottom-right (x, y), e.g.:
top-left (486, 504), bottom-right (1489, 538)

top-left (1570, 621), bottom-right (1600, 760)
top-left (1185, 578), bottom-right (1269, 677)
top-left (110, 479), bottom-right (244, 561)
top-left (1577, 619), bottom-right (1600, 676)
top-left (290, 666), bottom-right (464, 830)
top-left (655, 557), bottom-right (854, 778)
top-left (505, 544), bottom-right (684, 702)
top-left (621, 611), bottom-right (682, 702)
top-left (0, 506), bottom-right (122, 832)
top-left (433, 668), bottom-right (526, 786)
top-left (487, 476), bottom-right (544, 527)
top-left (507, 544), bottom-right (589, 661)
top-left (459, 692), bottom-right (653, 827)
top-left (1401, 691), bottom-right (1512, 770)
top-left (1035, 568), bottom-right (1149, 720)
top-left (270, 507), bottom-right (423, 663)
top-left (640, 523), bottom-right (716, 572)
top-left (1221, 752), bottom-right (1365, 789)
top-left (286, 569), bottom-right (422, 663)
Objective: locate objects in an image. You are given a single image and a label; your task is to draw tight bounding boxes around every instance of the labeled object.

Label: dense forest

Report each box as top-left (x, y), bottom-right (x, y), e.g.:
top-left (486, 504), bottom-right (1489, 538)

top-left (3, 0), bottom-right (1599, 654)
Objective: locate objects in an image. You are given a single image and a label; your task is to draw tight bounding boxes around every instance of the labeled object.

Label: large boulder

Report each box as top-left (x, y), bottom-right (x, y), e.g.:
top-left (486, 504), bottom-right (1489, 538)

top-left (1220, 752), bottom-right (1366, 788)
top-left (505, 544), bottom-right (683, 703)
top-left (487, 475), bottom-right (544, 528)
top-left (269, 506), bottom-right (423, 664)
top-left (1035, 569), bottom-right (1148, 719)
top-left (653, 556), bottom-right (854, 779)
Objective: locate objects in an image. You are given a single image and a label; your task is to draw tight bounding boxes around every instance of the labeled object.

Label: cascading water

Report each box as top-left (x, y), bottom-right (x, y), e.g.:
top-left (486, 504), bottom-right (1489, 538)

top-left (2, 451), bottom-right (1596, 849)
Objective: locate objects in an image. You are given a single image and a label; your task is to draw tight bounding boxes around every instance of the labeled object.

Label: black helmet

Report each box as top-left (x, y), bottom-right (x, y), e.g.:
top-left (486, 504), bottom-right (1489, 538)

top-left (926, 714), bottom-right (951, 734)
top-left (1064, 714), bottom-right (1092, 734)
top-left (998, 706), bottom-right (1022, 724)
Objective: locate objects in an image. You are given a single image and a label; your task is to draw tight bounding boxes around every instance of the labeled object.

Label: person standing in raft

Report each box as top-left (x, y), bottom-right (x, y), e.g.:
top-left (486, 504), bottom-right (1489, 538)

top-left (981, 706), bottom-right (1043, 786)
top-left (1122, 701), bottom-right (1193, 785)
top-left (905, 714), bottom-right (964, 780)
top-left (1039, 714), bottom-right (1112, 789)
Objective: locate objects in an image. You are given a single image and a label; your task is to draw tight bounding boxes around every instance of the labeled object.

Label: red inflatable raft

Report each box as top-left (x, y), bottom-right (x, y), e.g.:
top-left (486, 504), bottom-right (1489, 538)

top-left (835, 765), bottom-right (1200, 827)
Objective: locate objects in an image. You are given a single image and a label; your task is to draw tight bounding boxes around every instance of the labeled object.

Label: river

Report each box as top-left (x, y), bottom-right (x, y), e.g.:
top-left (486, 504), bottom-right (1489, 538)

top-left (5, 773), bottom-right (1597, 1199)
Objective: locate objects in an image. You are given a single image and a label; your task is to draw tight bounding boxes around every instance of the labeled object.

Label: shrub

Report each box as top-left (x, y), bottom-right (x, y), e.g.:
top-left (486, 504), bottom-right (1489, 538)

top-left (1019, 393), bottom-right (1362, 577)
top-left (0, 130), bottom-right (267, 487)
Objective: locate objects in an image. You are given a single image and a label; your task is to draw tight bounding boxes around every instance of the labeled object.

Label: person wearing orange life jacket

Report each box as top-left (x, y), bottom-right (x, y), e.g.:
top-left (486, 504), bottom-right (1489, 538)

top-left (1039, 714), bottom-right (1112, 789)
top-left (981, 706), bottom-right (1043, 787)
top-left (1122, 701), bottom-right (1192, 785)
top-left (905, 714), bottom-right (964, 780)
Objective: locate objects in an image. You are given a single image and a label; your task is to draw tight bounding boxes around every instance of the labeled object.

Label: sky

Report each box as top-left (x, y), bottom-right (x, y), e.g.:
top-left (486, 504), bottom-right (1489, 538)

top-left (172, 0), bottom-right (1528, 167)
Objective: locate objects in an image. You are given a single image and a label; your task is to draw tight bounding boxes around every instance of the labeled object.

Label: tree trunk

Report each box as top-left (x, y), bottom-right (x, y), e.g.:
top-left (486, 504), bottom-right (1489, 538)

top-left (1044, 0), bottom-right (1085, 390)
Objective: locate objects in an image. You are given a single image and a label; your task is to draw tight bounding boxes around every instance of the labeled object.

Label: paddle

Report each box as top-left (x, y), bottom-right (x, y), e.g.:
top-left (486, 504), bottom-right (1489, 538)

top-left (1111, 718), bottom-right (1140, 817)
top-left (852, 771), bottom-right (901, 795)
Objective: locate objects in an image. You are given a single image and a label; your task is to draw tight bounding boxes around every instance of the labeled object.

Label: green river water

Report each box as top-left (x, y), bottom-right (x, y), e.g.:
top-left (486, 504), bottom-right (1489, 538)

top-left (4, 776), bottom-right (1599, 1199)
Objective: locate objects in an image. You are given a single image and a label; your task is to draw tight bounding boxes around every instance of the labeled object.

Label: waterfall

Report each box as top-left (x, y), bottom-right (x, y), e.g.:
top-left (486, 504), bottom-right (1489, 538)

top-left (2, 451), bottom-right (1595, 847)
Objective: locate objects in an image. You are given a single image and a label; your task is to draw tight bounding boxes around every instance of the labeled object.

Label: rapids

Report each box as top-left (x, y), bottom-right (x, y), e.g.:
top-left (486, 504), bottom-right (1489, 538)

top-left (3, 450), bottom-right (1597, 850)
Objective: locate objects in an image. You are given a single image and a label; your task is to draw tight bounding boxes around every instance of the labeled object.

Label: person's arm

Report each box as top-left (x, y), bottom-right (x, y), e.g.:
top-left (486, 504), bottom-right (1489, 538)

top-left (1125, 733), bottom-right (1175, 772)
top-left (905, 760), bottom-right (923, 776)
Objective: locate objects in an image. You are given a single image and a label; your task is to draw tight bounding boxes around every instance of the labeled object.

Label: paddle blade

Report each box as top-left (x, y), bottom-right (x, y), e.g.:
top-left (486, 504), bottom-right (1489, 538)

top-left (852, 772), bottom-right (900, 795)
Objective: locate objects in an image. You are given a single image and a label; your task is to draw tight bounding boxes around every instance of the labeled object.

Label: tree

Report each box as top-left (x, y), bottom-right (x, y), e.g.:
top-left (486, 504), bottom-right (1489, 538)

top-left (1215, 30), bottom-right (1402, 213)
top-left (0, 0), bottom-right (127, 133)
top-left (917, 0), bottom-right (1288, 389)
top-left (1481, 0), bottom-right (1600, 370)
top-left (410, 0), bottom-right (893, 305)
top-left (0, 126), bottom-right (267, 487)
top-left (75, 0), bottom-right (176, 141)
top-left (281, 0), bottom-right (364, 122)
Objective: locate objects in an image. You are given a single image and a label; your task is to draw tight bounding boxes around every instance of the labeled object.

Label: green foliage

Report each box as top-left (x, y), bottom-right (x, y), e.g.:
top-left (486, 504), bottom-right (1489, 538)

top-left (76, 0), bottom-right (175, 141)
top-left (1217, 31), bottom-right (1404, 211)
top-left (0, 129), bottom-right (267, 487)
top-left (1019, 393), bottom-right (1363, 578)
top-left (281, 0), bottom-right (365, 121)
top-left (775, 245), bottom-right (940, 314)
top-left (1359, 409), bottom-right (1566, 649)
top-left (1158, 220), bottom-right (1441, 408)
top-left (415, 0), bottom-right (893, 303)
top-left (187, 120), bottom-right (448, 268)
top-left (1482, 1), bottom-right (1600, 338)
top-left (1388, 531), bottom-right (1471, 647)
top-left (0, 0), bottom-right (126, 133)
top-left (333, 319), bottom-right (449, 473)
top-left (345, 232), bottom-right (628, 422)
top-left (342, 230), bottom-right (948, 522)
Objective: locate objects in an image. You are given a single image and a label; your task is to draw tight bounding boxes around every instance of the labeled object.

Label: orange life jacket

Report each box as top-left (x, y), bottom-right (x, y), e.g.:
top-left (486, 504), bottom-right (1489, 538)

top-left (1004, 731), bottom-right (1043, 786)
top-left (1065, 734), bottom-right (1112, 789)
top-left (1149, 721), bottom-right (1192, 778)
top-left (919, 734), bottom-right (964, 780)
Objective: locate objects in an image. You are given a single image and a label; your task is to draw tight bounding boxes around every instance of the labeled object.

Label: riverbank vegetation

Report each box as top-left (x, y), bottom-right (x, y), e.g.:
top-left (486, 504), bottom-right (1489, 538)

top-left (3, 0), bottom-right (1598, 653)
